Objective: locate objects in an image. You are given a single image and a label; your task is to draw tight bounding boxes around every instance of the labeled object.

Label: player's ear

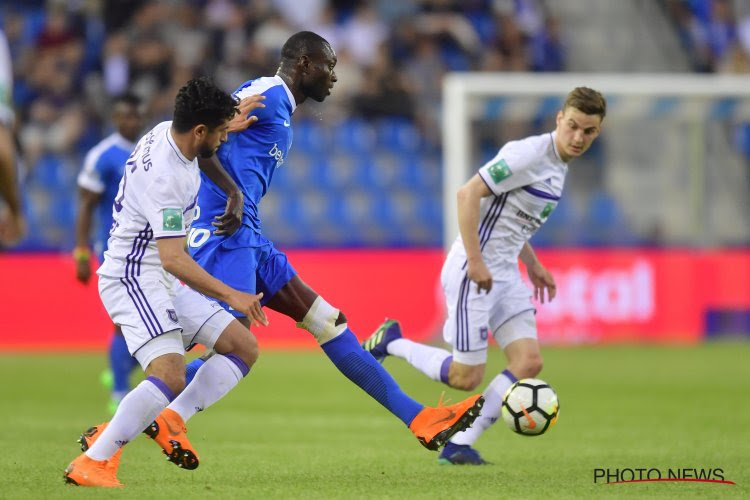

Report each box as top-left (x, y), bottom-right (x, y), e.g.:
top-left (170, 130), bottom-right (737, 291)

top-left (193, 124), bottom-right (207, 139)
top-left (298, 55), bottom-right (311, 73)
top-left (555, 110), bottom-right (563, 127)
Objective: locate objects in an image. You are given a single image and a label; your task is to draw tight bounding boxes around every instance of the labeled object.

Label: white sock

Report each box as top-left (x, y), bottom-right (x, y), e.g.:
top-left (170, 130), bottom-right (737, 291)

top-left (450, 370), bottom-right (517, 446)
top-left (387, 338), bottom-right (452, 383)
top-left (85, 378), bottom-right (171, 460)
top-left (167, 354), bottom-right (245, 422)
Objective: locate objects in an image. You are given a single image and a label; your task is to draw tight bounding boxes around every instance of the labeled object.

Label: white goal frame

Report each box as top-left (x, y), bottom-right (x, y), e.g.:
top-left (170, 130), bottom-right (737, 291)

top-left (441, 72), bottom-right (750, 247)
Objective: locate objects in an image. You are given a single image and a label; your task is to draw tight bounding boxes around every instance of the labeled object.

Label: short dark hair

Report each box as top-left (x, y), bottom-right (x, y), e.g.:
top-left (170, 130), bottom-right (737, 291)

top-left (172, 78), bottom-right (237, 133)
top-left (112, 92), bottom-right (141, 108)
top-left (280, 31), bottom-right (330, 62)
top-left (563, 87), bottom-right (607, 120)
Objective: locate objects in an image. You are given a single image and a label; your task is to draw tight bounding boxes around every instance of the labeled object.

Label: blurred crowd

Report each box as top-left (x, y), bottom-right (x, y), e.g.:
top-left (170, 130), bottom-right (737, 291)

top-left (664, 0), bottom-right (750, 72)
top-left (2, 0), bottom-right (747, 250)
top-left (3, 0), bottom-right (564, 174)
top-left (1, 0), bottom-right (566, 249)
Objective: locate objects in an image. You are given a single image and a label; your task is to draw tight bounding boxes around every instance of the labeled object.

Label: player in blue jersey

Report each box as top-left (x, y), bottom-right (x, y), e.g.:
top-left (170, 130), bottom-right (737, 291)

top-left (74, 93), bottom-right (144, 413)
top-left (179, 31), bottom-right (484, 453)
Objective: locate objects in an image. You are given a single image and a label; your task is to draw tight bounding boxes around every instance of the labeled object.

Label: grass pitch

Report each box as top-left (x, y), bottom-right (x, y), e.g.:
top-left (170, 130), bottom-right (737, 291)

top-left (1, 342), bottom-right (748, 498)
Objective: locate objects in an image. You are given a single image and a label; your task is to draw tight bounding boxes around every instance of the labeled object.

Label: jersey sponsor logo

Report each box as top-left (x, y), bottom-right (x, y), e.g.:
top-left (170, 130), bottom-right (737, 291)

top-left (488, 158), bottom-right (512, 183)
top-left (162, 208), bottom-right (183, 231)
top-left (540, 202), bottom-right (555, 220)
top-left (269, 143), bottom-right (285, 168)
top-left (516, 209), bottom-right (542, 225)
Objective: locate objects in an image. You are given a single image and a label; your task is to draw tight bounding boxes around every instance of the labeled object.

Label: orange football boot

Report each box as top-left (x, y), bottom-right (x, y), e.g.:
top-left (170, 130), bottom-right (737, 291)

top-left (78, 423), bottom-right (122, 474)
top-left (144, 408), bottom-right (199, 469)
top-left (63, 453), bottom-right (122, 487)
top-left (409, 394), bottom-right (484, 450)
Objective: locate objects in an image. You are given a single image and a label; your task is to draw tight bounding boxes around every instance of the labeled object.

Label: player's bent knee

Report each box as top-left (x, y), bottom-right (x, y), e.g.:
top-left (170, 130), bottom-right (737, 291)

top-left (214, 321), bottom-right (260, 368)
top-left (511, 353), bottom-right (543, 379)
top-left (297, 296), bottom-right (347, 344)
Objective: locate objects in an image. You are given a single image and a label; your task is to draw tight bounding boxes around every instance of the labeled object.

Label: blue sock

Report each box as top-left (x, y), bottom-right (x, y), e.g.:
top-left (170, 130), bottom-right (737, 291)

top-left (185, 358), bottom-right (206, 386)
top-left (320, 328), bottom-right (424, 426)
top-left (109, 334), bottom-right (136, 395)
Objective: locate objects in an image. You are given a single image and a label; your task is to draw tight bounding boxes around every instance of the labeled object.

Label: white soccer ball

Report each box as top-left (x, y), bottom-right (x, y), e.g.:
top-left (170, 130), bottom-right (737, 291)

top-left (501, 378), bottom-right (559, 436)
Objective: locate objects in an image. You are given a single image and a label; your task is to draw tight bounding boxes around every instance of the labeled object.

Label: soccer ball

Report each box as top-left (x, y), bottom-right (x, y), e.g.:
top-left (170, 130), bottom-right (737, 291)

top-left (501, 378), bottom-right (559, 436)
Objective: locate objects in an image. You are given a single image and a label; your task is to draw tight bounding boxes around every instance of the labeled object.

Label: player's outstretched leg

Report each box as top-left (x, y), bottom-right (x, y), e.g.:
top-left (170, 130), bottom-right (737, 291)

top-left (289, 292), bottom-right (484, 450)
top-left (363, 319), bottom-right (454, 384)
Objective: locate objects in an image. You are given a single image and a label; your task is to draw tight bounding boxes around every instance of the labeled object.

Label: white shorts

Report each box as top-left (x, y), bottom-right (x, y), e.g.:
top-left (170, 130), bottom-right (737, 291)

top-left (441, 254), bottom-right (536, 365)
top-left (98, 276), bottom-right (235, 369)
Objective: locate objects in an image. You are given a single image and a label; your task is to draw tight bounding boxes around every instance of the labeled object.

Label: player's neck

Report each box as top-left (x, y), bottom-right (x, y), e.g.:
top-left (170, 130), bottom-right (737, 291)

top-left (276, 68), bottom-right (306, 106)
top-left (169, 127), bottom-right (197, 161)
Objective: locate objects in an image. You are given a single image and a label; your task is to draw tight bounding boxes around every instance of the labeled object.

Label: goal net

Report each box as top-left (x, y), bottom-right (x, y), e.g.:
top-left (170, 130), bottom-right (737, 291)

top-left (442, 73), bottom-right (750, 249)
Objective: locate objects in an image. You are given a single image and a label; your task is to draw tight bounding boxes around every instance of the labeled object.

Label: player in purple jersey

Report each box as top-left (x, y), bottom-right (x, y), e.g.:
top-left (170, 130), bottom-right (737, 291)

top-left (182, 31), bottom-right (485, 454)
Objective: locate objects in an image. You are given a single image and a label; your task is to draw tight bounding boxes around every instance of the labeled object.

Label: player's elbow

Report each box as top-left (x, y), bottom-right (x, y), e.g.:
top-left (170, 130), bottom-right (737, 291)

top-left (159, 252), bottom-right (182, 276)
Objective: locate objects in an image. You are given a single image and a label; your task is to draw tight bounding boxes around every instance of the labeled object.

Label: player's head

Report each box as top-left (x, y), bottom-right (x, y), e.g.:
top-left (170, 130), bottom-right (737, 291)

top-left (279, 31), bottom-right (337, 103)
top-left (172, 77), bottom-right (237, 159)
top-left (112, 93), bottom-right (143, 142)
top-left (554, 87), bottom-right (606, 162)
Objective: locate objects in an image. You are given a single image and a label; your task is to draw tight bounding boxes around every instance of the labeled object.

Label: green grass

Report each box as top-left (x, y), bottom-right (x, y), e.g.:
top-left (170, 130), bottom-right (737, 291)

top-left (1, 343), bottom-right (749, 498)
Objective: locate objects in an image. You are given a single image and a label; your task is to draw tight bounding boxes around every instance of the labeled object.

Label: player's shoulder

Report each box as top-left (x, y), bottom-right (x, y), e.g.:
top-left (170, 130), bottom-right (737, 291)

top-left (504, 132), bottom-right (552, 155)
top-left (234, 75), bottom-right (294, 115)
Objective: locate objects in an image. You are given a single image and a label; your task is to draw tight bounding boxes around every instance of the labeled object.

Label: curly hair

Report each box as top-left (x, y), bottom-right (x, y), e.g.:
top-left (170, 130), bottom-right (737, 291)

top-left (172, 77), bottom-right (237, 133)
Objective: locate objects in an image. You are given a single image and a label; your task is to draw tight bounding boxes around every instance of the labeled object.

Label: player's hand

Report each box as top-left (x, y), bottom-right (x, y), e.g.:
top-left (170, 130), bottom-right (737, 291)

top-left (527, 262), bottom-right (556, 304)
top-left (75, 258), bottom-right (92, 284)
top-left (212, 190), bottom-right (243, 236)
top-left (0, 211), bottom-right (25, 246)
top-left (228, 291), bottom-right (268, 327)
top-left (227, 95), bottom-right (266, 133)
top-left (467, 258), bottom-right (493, 294)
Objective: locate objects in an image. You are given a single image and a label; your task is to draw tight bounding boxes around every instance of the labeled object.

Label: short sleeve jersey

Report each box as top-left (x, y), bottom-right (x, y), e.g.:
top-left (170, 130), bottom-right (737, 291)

top-left (98, 121), bottom-right (200, 282)
top-left (192, 75), bottom-right (296, 245)
top-left (451, 131), bottom-right (569, 281)
top-left (76, 132), bottom-right (135, 256)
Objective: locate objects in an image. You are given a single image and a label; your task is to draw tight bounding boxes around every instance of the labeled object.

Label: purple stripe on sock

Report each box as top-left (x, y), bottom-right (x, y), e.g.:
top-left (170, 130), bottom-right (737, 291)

top-left (147, 376), bottom-right (175, 402)
top-left (440, 356), bottom-right (453, 384)
top-left (502, 369), bottom-right (518, 383)
top-left (223, 353), bottom-right (250, 377)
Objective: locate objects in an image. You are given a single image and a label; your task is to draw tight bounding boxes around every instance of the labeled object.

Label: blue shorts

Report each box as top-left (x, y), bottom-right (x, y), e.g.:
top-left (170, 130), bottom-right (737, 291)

top-left (189, 227), bottom-right (296, 318)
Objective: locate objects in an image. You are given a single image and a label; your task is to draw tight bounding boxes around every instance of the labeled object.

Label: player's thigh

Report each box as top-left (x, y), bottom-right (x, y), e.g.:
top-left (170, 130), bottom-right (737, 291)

top-left (259, 245), bottom-right (315, 322)
top-left (441, 268), bottom-right (493, 366)
top-left (98, 276), bottom-right (185, 362)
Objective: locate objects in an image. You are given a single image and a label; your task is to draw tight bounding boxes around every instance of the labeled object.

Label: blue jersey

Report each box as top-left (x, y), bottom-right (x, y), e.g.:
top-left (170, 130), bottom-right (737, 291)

top-left (77, 132), bottom-right (135, 259)
top-left (194, 75), bottom-right (296, 245)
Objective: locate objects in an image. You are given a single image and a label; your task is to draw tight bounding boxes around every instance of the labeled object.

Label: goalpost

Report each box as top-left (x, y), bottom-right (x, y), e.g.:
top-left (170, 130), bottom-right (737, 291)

top-left (441, 73), bottom-right (750, 248)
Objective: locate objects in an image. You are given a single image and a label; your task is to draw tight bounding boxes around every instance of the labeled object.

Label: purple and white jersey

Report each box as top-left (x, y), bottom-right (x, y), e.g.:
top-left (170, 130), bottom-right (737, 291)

top-left (98, 121), bottom-right (200, 286)
top-left (448, 131), bottom-right (568, 281)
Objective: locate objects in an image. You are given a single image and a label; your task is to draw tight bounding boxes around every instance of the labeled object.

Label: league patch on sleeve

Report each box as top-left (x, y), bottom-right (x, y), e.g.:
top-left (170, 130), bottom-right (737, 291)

top-left (488, 159), bottom-right (513, 183)
top-left (162, 208), bottom-right (183, 231)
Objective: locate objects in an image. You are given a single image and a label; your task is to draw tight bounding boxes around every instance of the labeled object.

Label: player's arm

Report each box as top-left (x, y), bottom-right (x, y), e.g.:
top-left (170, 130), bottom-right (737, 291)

top-left (197, 155), bottom-right (244, 236)
top-left (73, 187), bottom-right (101, 283)
top-left (156, 236), bottom-right (268, 326)
top-left (457, 174), bottom-right (494, 293)
top-left (520, 241), bottom-right (556, 304)
top-left (0, 125), bottom-right (24, 245)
